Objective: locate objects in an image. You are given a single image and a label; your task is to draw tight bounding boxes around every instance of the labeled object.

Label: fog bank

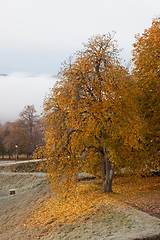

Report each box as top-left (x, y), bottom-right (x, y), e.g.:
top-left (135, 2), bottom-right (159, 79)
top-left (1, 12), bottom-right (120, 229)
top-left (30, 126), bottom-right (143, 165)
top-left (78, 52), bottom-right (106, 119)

top-left (0, 72), bottom-right (57, 123)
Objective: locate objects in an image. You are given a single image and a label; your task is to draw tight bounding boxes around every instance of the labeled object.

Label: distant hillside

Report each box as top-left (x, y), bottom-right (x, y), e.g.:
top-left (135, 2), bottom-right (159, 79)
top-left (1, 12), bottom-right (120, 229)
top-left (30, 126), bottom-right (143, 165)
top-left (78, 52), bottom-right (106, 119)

top-left (0, 74), bottom-right (7, 77)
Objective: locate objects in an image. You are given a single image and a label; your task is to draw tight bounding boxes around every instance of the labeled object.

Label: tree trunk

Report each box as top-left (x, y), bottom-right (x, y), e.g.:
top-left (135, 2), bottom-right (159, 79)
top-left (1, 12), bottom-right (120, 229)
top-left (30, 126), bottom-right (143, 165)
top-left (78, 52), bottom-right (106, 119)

top-left (100, 147), bottom-right (114, 193)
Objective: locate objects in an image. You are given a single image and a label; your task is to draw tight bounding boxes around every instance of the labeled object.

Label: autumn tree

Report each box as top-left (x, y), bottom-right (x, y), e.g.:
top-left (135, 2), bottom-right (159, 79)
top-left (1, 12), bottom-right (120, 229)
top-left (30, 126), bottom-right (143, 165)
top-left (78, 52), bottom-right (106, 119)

top-left (19, 105), bottom-right (41, 155)
top-left (2, 106), bottom-right (43, 158)
top-left (3, 120), bottom-right (28, 158)
top-left (0, 124), bottom-right (5, 158)
top-left (132, 17), bottom-right (160, 165)
top-left (42, 33), bottom-right (144, 193)
top-left (2, 122), bottom-right (14, 158)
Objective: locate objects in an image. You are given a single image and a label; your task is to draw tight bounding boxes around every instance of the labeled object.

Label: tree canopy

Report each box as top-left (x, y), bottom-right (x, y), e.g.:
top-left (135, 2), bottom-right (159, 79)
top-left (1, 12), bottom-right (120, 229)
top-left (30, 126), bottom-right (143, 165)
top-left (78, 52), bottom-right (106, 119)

top-left (19, 104), bottom-right (41, 155)
top-left (42, 33), bottom-right (145, 193)
top-left (132, 16), bottom-right (160, 164)
top-left (0, 105), bottom-right (43, 158)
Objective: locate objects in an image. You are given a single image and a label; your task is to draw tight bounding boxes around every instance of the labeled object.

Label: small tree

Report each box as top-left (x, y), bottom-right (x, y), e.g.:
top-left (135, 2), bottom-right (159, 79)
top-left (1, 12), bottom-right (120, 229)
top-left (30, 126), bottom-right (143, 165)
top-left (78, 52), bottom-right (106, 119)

top-left (3, 120), bottom-right (28, 158)
top-left (3, 122), bottom-right (14, 158)
top-left (19, 105), bottom-right (39, 155)
top-left (0, 124), bottom-right (5, 158)
top-left (43, 34), bottom-right (144, 193)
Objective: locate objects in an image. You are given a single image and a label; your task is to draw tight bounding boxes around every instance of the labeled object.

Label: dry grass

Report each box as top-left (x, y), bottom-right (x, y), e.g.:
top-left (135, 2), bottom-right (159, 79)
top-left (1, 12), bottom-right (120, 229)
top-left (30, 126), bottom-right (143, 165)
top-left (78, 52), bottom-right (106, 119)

top-left (25, 176), bottom-right (160, 239)
top-left (0, 171), bottom-right (160, 240)
top-left (113, 176), bottom-right (160, 218)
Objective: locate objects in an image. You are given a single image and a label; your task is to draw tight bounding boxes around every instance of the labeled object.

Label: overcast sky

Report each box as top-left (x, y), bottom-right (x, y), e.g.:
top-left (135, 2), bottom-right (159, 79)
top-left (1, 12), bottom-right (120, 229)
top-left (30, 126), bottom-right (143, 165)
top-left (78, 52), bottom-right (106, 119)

top-left (0, 73), bottom-right (57, 123)
top-left (0, 0), bottom-right (159, 123)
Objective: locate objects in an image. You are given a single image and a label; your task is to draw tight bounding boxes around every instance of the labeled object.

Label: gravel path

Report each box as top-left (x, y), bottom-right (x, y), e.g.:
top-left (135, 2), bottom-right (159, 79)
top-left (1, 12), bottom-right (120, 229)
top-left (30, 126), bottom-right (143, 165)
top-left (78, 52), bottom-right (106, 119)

top-left (0, 158), bottom-right (46, 166)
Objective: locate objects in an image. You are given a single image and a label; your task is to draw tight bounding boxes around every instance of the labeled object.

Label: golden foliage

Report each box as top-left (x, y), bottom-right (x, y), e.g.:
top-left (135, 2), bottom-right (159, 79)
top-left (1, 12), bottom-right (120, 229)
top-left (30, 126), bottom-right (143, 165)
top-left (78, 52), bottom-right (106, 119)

top-left (132, 17), bottom-right (160, 162)
top-left (26, 176), bottom-right (160, 229)
top-left (41, 33), bottom-right (150, 194)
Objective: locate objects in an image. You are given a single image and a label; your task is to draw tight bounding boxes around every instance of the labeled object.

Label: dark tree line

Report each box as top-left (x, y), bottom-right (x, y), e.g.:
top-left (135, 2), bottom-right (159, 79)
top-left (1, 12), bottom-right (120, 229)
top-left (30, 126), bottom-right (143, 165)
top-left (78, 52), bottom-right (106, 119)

top-left (0, 105), bottom-right (44, 159)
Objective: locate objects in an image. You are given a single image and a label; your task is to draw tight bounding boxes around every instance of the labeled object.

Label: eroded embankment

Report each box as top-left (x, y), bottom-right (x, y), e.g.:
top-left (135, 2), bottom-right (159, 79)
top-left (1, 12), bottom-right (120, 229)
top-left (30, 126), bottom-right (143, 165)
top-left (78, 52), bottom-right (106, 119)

top-left (0, 162), bottom-right (160, 240)
top-left (0, 172), bottom-right (50, 240)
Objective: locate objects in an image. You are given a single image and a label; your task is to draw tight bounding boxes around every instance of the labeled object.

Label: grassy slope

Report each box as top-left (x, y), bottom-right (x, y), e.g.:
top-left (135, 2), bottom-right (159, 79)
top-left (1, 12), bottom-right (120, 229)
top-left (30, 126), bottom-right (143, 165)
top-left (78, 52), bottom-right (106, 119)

top-left (28, 177), bottom-right (160, 240)
top-left (0, 167), bottom-right (160, 240)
